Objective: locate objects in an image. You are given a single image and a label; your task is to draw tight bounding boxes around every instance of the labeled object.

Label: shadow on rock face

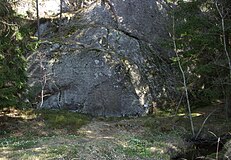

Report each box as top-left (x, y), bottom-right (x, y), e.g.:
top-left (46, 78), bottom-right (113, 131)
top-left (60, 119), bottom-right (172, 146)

top-left (83, 79), bottom-right (144, 117)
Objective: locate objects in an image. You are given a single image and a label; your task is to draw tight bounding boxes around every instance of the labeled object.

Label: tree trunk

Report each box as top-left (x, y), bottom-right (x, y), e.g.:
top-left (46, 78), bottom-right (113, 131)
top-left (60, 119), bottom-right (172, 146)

top-left (59, 0), bottom-right (63, 35)
top-left (36, 0), bottom-right (40, 40)
top-left (225, 89), bottom-right (231, 119)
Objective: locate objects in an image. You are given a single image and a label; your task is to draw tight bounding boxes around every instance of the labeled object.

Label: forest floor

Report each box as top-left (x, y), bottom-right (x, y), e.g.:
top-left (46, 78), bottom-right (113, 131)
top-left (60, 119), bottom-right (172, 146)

top-left (0, 105), bottom-right (231, 160)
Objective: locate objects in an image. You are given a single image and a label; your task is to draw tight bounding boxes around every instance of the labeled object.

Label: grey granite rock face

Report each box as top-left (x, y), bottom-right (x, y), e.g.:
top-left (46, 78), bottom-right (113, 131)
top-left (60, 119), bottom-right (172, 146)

top-left (84, 0), bottom-right (169, 44)
top-left (27, 0), bottom-right (178, 116)
top-left (113, 0), bottom-right (168, 43)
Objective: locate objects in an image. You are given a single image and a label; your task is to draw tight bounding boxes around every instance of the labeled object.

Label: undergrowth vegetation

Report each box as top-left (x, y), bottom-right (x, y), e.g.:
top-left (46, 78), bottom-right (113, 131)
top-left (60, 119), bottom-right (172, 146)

top-left (0, 108), bottom-right (91, 159)
top-left (37, 109), bottom-right (91, 130)
top-left (0, 108), bottom-right (187, 160)
top-left (0, 106), bottom-right (231, 159)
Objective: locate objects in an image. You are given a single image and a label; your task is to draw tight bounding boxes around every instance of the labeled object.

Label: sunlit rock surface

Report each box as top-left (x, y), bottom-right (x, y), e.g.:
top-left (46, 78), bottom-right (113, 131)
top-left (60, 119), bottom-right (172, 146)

top-left (26, 0), bottom-right (178, 116)
top-left (11, 0), bottom-right (77, 18)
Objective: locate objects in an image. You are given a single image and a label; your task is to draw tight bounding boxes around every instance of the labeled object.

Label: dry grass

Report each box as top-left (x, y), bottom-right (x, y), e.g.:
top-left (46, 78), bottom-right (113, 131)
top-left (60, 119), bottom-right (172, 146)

top-left (0, 105), bottom-right (230, 160)
top-left (0, 108), bottom-right (189, 160)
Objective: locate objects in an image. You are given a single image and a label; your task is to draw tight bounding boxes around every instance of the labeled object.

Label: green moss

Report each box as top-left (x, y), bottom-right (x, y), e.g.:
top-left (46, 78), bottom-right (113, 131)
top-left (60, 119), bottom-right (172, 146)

top-left (0, 137), bottom-right (38, 150)
top-left (119, 137), bottom-right (153, 158)
top-left (37, 109), bottom-right (91, 130)
top-left (0, 135), bottom-right (81, 159)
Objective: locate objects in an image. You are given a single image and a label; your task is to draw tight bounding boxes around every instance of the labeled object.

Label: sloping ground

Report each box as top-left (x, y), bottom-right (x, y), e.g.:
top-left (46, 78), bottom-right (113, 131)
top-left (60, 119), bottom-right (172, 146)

top-left (0, 109), bottom-right (187, 160)
top-left (76, 119), bottom-right (187, 159)
top-left (1, 106), bottom-right (231, 160)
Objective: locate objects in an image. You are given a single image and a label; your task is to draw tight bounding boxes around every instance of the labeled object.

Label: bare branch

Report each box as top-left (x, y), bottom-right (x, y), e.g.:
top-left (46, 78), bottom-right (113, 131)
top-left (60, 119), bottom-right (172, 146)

top-left (215, 0), bottom-right (231, 79)
top-left (0, 20), bottom-right (17, 26)
top-left (172, 13), bottom-right (195, 136)
top-left (195, 109), bottom-right (217, 140)
top-left (36, 0), bottom-right (40, 41)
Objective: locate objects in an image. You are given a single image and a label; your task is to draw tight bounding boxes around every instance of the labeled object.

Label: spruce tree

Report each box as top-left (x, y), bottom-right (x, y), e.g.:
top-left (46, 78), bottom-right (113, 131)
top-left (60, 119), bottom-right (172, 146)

top-left (0, 0), bottom-right (27, 108)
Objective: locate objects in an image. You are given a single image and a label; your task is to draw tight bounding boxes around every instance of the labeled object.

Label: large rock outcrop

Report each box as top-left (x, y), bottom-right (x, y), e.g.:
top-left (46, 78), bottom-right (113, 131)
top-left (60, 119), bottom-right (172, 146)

top-left (26, 0), bottom-right (178, 116)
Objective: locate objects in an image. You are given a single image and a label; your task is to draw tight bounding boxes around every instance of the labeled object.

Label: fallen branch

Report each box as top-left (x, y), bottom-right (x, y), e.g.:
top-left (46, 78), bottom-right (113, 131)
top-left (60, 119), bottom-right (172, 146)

top-left (195, 109), bottom-right (217, 140)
